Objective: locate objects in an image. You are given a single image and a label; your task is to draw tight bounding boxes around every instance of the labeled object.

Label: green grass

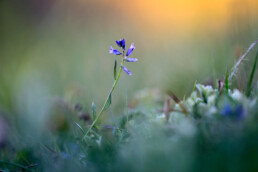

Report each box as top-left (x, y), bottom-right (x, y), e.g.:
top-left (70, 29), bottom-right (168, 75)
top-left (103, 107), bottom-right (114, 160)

top-left (246, 49), bottom-right (258, 97)
top-left (1, 64), bottom-right (258, 171)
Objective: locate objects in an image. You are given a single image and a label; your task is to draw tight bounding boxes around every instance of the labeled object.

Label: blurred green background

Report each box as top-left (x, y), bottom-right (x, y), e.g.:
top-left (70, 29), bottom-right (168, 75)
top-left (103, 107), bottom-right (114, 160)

top-left (1, 0), bottom-right (258, 122)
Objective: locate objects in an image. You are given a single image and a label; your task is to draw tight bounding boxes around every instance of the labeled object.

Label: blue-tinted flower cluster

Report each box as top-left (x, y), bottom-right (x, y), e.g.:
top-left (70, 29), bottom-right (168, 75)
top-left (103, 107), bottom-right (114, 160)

top-left (220, 104), bottom-right (246, 120)
top-left (109, 38), bottom-right (138, 75)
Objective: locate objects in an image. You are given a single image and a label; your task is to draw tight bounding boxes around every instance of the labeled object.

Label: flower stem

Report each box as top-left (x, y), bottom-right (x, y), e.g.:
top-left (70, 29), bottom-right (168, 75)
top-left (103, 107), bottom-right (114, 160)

top-left (83, 54), bottom-right (125, 140)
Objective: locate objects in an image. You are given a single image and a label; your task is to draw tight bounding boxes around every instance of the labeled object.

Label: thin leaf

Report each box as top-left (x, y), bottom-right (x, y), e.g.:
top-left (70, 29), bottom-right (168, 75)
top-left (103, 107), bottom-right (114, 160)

top-left (193, 80), bottom-right (197, 92)
top-left (114, 59), bottom-right (117, 80)
top-left (26, 164), bottom-right (38, 169)
top-left (229, 40), bottom-right (258, 80)
top-left (195, 84), bottom-right (207, 104)
top-left (50, 133), bottom-right (61, 154)
top-left (104, 93), bottom-right (112, 110)
top-left (167, 90), bottom-right (187, 115)
top-left (41, 143), bottom-right (57, 154)
top-left (246, 49), bottom-right (258, 97)
top-left (225, 69), bottom-right (229, 91)
top-left (74, 121), bottom-right (86, 134)
top-left (0, 160), bottom-right (28, 170)
top-left (92, 102), bottom-right (96, 120)
top-left (201, 92), bottom-right (207, 104)
top-left (167, 90), bottom-right (180, 103)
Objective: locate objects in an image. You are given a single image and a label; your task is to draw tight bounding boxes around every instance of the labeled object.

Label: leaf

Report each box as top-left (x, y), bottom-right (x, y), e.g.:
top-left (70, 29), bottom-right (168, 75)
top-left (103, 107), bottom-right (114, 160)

top-left (0, 160), bottom-right (29, 170)
top-left (229, 40), bottom-right (258, 81)
top-left (195, 84), bottom-right (207, 104)
top-left (167, 90), bottom-right (180, 103)
top-left (41, 144), bottom-right (57, 154)
top-left (225, 69), bottom-right (229, 91)
top-left (92, 102), bottom-right (96, 120)
top-left (167, 90), bottom-right (187, 115)
top-left (114, 59), bottom-right (117, 80)
top-left (104, 93), bottom-right (112, 110)
top-left (201, 92), bottom-right (207, 104)
top-left (246, 49), bottom-right (258, 97)
top-left (74, 121), bottom-right (85, 134)
top-left (193, 80), bottom-right (197, 92)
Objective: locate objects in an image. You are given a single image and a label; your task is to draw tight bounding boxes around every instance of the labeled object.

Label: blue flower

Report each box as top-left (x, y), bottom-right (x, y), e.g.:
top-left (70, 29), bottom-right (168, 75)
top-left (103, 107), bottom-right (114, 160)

top-left (110, 39), bottom-right (138, 75)
top-left (124, 43), bottom-right (138, 64)
top-left (125, 58), bottom-right (138, 62)
top-left (220, 104), bottom-right (246, 120)
top-left (61, 152), bottom-right (71, 159)
top-left (126, 43), bottom-right (135, 56)
top-left (235, 105), bottom-right (245, 120)
top-left (109, 46), bottom-right (122, 55)
top-left (121, 65), bottom-right (132, 75)
top-left (221, 105), bottom-right (233, 116)
top-left (116, 38), bottom-right (126, 50)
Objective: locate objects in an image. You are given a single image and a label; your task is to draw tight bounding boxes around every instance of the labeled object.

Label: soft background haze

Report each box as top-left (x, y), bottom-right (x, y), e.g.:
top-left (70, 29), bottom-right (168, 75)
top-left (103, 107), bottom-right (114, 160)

top-left (1, 0), bottom-right (258, 119)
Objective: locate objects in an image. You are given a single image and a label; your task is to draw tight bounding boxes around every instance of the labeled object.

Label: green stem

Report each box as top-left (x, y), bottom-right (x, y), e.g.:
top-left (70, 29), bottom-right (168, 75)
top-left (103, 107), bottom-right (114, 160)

top-left (83, 54), bottom-right (125, 140)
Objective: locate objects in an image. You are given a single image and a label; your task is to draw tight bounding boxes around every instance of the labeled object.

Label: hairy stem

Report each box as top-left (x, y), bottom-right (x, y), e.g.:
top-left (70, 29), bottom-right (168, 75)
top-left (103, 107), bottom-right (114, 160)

top-left (229, 40), bottom-right (258, 81)
top-left (83, 53), bottom-right (125, 139)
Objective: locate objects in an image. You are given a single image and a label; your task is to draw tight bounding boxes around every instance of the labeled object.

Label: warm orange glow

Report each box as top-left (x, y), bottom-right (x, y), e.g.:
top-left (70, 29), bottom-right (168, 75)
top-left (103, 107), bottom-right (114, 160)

top-left (93, 0), bottom-right (258, 36)
top-left (126, 0), bottom-right (230, 28)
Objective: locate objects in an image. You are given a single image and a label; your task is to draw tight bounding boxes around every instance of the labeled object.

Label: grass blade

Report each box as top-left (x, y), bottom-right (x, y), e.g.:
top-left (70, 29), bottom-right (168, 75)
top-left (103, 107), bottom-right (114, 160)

top-left (229, 40), bottom-right (258, 81)
top-left (74, 121), bottom-right (86, 134)
top-left (225, 69), bottom-right (229, 91)
top-left (193, 80), bottom-right (197, 91)
top-left (246, 49), bottom-right (258, 97)
top-left (41, 143), bottom-right (57, 154)
top-left (167, 90), bottom-right (187, 115)
top-left (0, 160), bottom-right (28, 170)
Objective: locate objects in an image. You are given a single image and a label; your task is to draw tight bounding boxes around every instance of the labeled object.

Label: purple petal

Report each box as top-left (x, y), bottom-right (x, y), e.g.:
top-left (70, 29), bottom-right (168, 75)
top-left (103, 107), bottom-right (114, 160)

top-left (121, 65), bottom-right (132, 75)
top-left (221, 105), bottom-right (233, 116)
top-left (109, 46), bottom-right (122, 55)
top-left (125, 58), bottom-right (138, 62)
top-left (236, 105), bottom-right (246, 120)
top-left (126, 43), bottom-right (135, 56)
top-left (121, 39), bottom-right (126, 50)
top-left (116, 38), bottom-right (126, 50)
